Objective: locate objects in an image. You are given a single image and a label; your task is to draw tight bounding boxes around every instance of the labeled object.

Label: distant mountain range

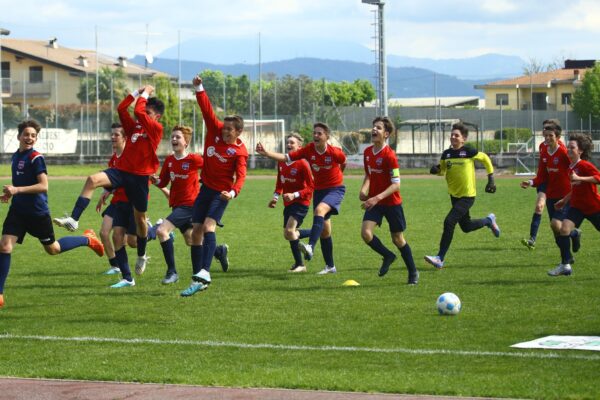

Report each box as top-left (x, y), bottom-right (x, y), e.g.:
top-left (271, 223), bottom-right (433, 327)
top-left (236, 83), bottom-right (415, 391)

top-left (132, 55), bottom-right (499, 98)
top-left (155, 37), bottom-right (525, 80)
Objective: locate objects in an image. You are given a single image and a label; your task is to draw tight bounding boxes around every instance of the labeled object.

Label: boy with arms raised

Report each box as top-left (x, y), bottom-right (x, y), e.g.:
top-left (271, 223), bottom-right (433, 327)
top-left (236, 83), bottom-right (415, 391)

top-left (180, 76), bottom-right (248, 297)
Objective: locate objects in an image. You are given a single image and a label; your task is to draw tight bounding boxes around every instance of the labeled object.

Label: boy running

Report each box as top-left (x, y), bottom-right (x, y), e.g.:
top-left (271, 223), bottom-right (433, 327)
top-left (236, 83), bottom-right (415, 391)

top-left (0, 120), bottom-right (104, 308)
top-left (360, 117), bottom-right (418, 284)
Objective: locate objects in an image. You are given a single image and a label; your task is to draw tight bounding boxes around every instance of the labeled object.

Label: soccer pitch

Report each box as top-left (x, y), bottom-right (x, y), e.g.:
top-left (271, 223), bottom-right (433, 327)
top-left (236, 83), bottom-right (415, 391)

top-left (0, 176), bottom-right (599, 399)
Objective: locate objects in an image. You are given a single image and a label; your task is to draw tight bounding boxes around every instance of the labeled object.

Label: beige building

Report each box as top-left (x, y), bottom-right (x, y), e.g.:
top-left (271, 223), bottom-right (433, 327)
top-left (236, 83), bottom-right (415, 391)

top-left (475, 60), bottom-right (596, 112)
top-left (0, 38), bottom-right (168, 111)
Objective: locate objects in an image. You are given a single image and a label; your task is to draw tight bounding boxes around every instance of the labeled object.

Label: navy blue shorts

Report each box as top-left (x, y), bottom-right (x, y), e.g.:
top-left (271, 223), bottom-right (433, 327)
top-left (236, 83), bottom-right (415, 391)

top-left (536, 182), bottom-right (547, 194)
top-left (111, 201), bottom-right (136, 235)
top-left (313, 186), bottom-right (345, 220)
top-left (2, 208), bottom-right (55, 245)
top-left (102, 203), bottom-right (116, 219)
top-left (363, 204), bottom-right (407, 233)
top-left (566, 207), bottom-right (600, 231)
top-left (546, 198), bottom-right (569, 221)
top-left (192, 185), bottom-right (228, 225)
top-left (166, 206), bottom-right (193, 234)
top-left (104, 168), bottom-right (150, 212)
top-left (283, 203), bottom-right (309, 228)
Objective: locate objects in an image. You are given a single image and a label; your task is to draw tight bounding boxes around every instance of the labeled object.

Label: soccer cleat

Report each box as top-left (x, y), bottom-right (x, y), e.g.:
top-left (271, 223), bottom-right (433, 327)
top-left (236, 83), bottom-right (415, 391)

top-left (408, 270), bottom-right (420, 285)
top-left (53, 214), bottom-right (79, 232)
top-left (84, 229), bottom-right (104, 257)
top-left (216, 244), bottom-right (230, 272)
top-left (161, 272), bottom-right (179, 284)
top-left (192, 269), bottom-right (212, 285)
top-left (378, 254), bottom-right (397, 277)
top-left (155, 218), bottom-right (164, 226)
top-left (0, 293), bottom-right (4, 308)
top-left (180, 282), bottom-right (207, 297)
top-left (135, 255), bottom-right (150, 275)
top-left (424, 255), bottom-right (444, 269)
top-left (103, 266), bottom-right (121, 275)
top-left (317, 265), bottom-right (337, 275)
top-left (572, 229), bottom-right (582, 253)
top-left (547, 263), bottom-right (572, 277)
top-left (487, 213), bottom-right (500, 238)
top-left (146, 218), bottom-right (153, 230)
top-left (110, 279), bottom-right (135, 288)
top-left (521, 238), bottom-right (535, 250)
top-left (289, 264), bottom-right (307, 273)
top-left (299, 242), bottom-right (313, 261)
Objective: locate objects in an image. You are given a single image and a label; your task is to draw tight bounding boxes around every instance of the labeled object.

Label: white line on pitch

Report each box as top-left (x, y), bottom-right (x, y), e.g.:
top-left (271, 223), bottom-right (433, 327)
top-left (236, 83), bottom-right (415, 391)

top-left (1, 333), bottom-right (599, 361)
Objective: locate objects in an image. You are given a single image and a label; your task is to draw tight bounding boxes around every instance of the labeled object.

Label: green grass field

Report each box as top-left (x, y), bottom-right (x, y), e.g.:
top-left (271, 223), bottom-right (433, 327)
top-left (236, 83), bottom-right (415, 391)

top-left (0, 175), bottom-right (599, 399)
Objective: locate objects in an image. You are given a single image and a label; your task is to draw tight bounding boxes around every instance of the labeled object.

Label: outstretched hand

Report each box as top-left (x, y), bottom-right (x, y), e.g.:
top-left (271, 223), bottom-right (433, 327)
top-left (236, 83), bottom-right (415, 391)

top-left (256, 142), bottom-right (266, 155)
top-left (193, 76), bottom-right (203, 86)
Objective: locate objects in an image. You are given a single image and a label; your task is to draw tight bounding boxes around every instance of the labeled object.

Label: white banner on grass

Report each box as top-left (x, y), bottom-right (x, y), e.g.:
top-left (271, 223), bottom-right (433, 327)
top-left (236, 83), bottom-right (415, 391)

top-left (3, 128), bottom-right (78, 154)
top-left (512, 336), bottom-right (600, 351)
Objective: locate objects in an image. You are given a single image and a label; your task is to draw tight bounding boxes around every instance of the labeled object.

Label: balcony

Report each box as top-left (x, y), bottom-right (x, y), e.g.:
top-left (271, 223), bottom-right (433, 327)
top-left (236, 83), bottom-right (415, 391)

top-left (5, 80), bottom-right (52, 99)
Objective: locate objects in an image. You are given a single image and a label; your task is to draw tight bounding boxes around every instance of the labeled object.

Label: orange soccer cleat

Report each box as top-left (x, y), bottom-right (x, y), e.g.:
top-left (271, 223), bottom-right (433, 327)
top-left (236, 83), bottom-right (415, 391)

top-left (84, 229), bottom-right (105, 257)
top-left (0, 293), bottom-right (4, 309)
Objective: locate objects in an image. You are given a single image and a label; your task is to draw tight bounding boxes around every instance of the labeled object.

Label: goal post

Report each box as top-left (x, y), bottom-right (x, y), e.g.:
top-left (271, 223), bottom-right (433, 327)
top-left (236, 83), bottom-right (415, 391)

top-left (242, 119), bottom-right (286, 168)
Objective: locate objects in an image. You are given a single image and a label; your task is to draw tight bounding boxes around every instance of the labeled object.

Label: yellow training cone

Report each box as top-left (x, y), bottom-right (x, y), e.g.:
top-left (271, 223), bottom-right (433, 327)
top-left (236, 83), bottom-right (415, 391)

top-left (343, 279), bottom-right (360, 287)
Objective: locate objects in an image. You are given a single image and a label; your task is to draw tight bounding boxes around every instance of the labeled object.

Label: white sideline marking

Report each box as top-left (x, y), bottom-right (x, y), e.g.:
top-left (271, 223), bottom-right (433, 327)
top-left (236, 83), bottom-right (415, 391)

top-left (1, 333), bottom-right (599, 361)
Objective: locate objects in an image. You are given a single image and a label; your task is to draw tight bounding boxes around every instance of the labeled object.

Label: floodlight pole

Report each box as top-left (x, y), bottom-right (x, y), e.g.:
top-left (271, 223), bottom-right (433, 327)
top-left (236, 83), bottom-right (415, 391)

top-left (362, 0), bottom-right (387, 116)
top-left (0, 28), bottom-right (10, 153)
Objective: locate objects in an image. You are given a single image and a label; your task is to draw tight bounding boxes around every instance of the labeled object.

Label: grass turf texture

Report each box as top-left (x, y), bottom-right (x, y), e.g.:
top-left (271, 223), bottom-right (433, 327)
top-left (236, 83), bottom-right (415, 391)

top-left (0, 176), bottom-right (599, 399)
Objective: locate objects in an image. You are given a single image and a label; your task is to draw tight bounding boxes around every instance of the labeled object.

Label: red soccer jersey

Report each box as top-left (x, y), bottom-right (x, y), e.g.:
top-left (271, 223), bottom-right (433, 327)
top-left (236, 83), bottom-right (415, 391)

top-left (569, 159), bottom-right (600, 215)
top-left (108, 153), bottom-right (128, 204)
top-left (196, 91), bottom-right (248, 195)
top-left (287, 142), bottom-right (346, 190)
top-left (116, 94), bottom-right (164, 175)
top-left (363, 144), bottom-right (402, 206)
top-left (274, 159), bottom-right (314, 207)
top-left (157, 153), bottom-right (204, 208)
top-left (532, 142), bottom-right (570, 199)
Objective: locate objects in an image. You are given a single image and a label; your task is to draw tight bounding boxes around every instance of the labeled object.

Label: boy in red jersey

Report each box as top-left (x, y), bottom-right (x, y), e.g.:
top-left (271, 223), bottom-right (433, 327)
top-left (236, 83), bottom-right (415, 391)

top-left (553, 133), bottom-right (599, 276)
top-left (94, 123), bottom-right (138, 275)
top-left (180, 76), bottom-right (248, 297)
top-left (520, 140), bottom-right (549, 250)
top-left (0, 120), bottom-right (104, 308)
top-left (257, 122), bottom-right (346, 275)
top-left (520, 119), bottom-right (580, 258)
top-left (151, 125), bottom-right (229, 285)
top-left (268, 133), bottom-right (314, 273)
top-left (360, 117), bottom-right (418, 284)
top-left (54, 85), bottom-right (165, 288)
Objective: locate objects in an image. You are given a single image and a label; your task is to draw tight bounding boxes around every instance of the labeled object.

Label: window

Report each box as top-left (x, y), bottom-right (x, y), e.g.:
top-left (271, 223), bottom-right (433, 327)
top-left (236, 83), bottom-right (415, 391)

top-left (29, 66), bottom-right (43, 83)
top-left (495, 93), bottom-right (509, 106)
top-left (561, 93), bottom-right (572, 105)
top-left (532, 93), bottom-right (547, 110)
top-left (0, 61), bottom-right (9, 94)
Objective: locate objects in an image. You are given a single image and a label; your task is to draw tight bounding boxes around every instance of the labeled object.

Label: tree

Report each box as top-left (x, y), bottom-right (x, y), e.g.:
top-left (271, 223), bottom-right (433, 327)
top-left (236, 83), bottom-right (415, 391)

top-left (77, 67), bottom-right (128, 104)
top-left (572, 63), bottom-right (600, 119)
top-left (153, 76), bottom-right (179, 131)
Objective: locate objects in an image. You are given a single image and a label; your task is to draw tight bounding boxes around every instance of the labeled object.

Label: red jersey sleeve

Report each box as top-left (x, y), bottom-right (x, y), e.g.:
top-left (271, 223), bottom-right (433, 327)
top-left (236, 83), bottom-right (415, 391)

top-left (192, 153), bottom-right (204, 170)
top-left (156, 156), bottom-right (171, 189)
top-left (288, 146), bottom-right (309, 162)
top-left (232, 154), bottom-right (248, 196)
top-left (195, 91), bottom-right (223, 144)
top-left (274, 162), bottom-right (284, 195)
top-left (134, 96), bottom-right (163, 146)
top-left (117, 94), bottom-right (136, 134)
top-left (532, 145), bottom-right (548, 188)
top-left (298, 160), bottom-right (314, 199)
top-left (333, 146), bottom-right (347, 165)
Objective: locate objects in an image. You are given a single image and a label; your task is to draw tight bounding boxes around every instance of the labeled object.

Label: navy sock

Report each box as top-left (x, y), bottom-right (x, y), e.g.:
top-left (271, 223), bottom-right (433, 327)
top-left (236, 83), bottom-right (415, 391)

top-left (320, 236), bottom-right (334, 267)
top-left (290, 239), bottom-right (304, 266)
top-left (191, 245), bottom-right (203, 275)
top-left (569, 229), bottom-right (579, 238)
top-left (367, 235), bottom-right (394, 258)
top-left (530, 213), bottom-right (542, 241)
top-left (202, 232), bottom-right (217, 272)
top-left (298, 229), bottom-right (311, 239)
top-left (309, 216), bottom-right (325, 247)
top-left (137, 236), bottom-right (147, 257)
top-left (109, 257), bottom-right (118, 267)
top-left (399, 243), bottom-right (417, 275)
top-left (71, 196), bottom-right (90, 221)
top-left (57, 236), bottom-right (88, 253)
top-left (0, 253), bottom-right (11, 293)
top-left (115, 247), bottom-right (132, 281)
top-left (160, 238), bottom-right (176, 274)
top-left (557, 235), bottom-right (572, 264)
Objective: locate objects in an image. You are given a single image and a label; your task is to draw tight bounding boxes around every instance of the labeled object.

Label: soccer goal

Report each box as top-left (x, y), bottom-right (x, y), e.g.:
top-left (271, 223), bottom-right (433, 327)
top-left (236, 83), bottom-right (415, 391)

top-left (242, 119), bottom-right (286, 168)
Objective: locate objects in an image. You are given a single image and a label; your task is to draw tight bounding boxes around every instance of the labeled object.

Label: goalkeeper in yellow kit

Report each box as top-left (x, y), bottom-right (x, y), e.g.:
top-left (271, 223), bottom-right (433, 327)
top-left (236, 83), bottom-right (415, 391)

top-left (424, 122), bottom-right (500, 269)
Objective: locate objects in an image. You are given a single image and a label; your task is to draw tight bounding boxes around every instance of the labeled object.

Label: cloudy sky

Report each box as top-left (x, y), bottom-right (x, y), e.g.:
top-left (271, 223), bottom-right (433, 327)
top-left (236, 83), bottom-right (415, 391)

top-left (1, 0), bottom-right (599, 63)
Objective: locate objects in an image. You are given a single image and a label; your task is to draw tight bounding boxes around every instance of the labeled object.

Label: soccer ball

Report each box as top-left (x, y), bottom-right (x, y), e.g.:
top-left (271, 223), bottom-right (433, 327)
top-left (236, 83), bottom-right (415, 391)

top-left (436, 292), bottom-right (461, 315)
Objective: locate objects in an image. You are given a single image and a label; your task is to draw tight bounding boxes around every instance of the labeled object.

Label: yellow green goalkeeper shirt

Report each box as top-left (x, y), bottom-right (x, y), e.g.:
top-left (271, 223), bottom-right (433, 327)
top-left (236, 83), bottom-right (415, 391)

top-left (438, 146), bottom-right (494, 198)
